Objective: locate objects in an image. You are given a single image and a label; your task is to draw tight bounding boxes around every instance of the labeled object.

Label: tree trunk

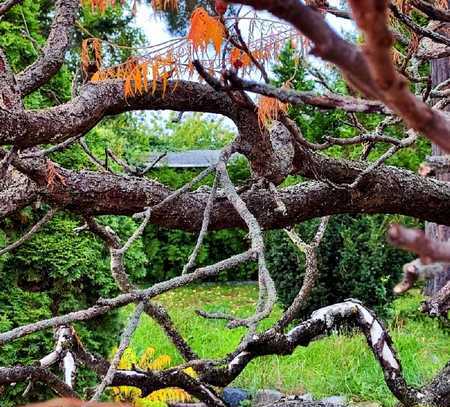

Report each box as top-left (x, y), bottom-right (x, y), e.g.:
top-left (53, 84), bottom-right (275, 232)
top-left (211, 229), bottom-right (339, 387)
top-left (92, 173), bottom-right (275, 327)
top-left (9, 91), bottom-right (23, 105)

top-left (424, 3), bottom-right (450, 295)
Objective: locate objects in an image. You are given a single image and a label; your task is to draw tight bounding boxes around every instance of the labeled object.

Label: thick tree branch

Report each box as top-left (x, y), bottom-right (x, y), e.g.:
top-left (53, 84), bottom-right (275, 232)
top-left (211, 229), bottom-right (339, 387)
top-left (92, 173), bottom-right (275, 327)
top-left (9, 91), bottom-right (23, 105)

top-left (15, 0), bottom-right (79, 96)
top-left (411, 0), bottom-right (450, 22)
top-left (0, 0), bottom-right (23, 16)
top-left (9, 150), bottom-right (450, 231)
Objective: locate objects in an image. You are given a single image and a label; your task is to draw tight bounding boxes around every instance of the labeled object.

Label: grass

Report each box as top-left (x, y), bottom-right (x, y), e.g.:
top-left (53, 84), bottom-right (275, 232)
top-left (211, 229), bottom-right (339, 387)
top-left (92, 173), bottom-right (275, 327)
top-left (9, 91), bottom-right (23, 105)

top-left (118, 284), bottom-right (449, 407)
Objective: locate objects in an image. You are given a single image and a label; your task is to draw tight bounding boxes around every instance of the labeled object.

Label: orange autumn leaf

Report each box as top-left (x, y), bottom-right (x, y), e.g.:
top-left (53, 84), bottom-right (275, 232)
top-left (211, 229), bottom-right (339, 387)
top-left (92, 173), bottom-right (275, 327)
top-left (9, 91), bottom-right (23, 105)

top-left (187, 7), bottom-right (225, 54)
top-left (230, 48), bottom-right (252, 69)
top-left (46, 161), bottom-right (67, 190)
top-left (81, 38), bottom-right (102, 74)
top-left (257, 96), bottom-right (288, 129)
top-left (435, 0), bottom-right (448, 10)
top-left (82, 0), bottom-right (117, 13)
top-left (152, 0), bottom-right (178, 11)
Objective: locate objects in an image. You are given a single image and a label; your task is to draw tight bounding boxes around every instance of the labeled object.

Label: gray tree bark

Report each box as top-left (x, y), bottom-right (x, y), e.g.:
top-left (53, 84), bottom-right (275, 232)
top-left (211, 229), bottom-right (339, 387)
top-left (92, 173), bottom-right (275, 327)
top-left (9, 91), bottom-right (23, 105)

top-left (425, 2), bottom-right (450, 295)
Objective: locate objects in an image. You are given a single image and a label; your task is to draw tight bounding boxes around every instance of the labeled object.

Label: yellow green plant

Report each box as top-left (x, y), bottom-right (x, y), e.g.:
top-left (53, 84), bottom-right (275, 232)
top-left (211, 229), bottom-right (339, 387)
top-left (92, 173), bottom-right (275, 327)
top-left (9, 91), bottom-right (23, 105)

top-left (110, 346), bottom-right (194, 406)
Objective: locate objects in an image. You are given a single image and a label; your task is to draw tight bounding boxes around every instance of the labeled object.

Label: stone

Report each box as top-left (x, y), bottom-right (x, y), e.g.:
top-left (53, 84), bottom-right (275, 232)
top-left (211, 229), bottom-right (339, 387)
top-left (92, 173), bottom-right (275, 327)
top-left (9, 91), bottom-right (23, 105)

top-left (252, 389), bottom-right (284, 406)
top-left (223, 387), bottom-right (250, 407)
top-left (285, 394), bottom-right (314, 402)
top-left (320, 396), bottom-right (347, 406)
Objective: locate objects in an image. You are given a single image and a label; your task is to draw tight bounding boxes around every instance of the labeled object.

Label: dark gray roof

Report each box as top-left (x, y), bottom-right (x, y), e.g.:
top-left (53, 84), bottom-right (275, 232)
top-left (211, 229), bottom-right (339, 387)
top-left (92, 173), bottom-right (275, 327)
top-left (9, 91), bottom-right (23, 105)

top-left (151, 150), bottom-right (223, 168)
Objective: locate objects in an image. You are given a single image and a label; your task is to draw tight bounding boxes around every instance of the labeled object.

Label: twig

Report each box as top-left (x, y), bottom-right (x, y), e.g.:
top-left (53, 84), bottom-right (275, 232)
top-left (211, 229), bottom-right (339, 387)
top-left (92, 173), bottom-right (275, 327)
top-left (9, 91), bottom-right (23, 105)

top-left (275, 216), bottom-right (330, 330)
top-left (22, 135), bottom-right (84, 158)
top-left (0, 207), bottom-right (59, 256)
top-left (349, 131), bottom-right (417, 189)
top-left (183, 174), bottom-right (218, 274)
top-left (79, 138), bottom-right (110, 173)
top-left (137, 152), bottom-right (167, 176)
top-left (89, 301), bottom-right (145, 402)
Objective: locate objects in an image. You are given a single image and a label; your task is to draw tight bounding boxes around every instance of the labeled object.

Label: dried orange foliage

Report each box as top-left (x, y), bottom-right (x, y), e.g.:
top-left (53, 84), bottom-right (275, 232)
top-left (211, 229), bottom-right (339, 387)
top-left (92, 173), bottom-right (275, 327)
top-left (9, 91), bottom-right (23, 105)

top-left (187, 7), bottom-right (225, 53)
top-left (152, 0), bottom-right (178, 11)
top-left (22, 399), bottom-right (129, 407)
top-left (46, 161), bottom-right (67, 190)
top-left (393, 0), bottom-right (413, 13)
top-left (82, 7), bottom-right (303, 99)
top-left (92, 53), bottom-right (178, 98)
top-left (257, 96), bottom-right (288, 129)
top-left (81, 38), bottom-right (102, 74)
top-left (435, 0), bottom-right (448, 10)
top-left (230, 48), bottom-right (253, 69)
top-left (81, 0), bottom-right (122, 13)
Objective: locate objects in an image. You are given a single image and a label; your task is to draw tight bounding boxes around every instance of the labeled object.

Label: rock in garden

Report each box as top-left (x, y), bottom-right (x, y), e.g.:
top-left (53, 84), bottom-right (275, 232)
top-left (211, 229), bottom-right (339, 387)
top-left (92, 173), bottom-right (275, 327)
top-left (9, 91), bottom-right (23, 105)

top-left (252, 389), bottom-right (284, 406)
top-left (223, 387), bottom-right (250, 407)
top-left (320, 396), bottom-right (347, 406)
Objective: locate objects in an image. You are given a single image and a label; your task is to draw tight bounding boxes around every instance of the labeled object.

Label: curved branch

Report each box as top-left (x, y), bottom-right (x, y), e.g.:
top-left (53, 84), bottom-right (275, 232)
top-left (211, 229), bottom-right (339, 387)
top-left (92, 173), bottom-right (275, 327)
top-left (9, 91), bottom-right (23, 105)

top-left (224, 70), bottom-right (389, 114)
top-left (15, 0), bottom-right (79, 96)
top-left (0, 0), bottom-right (23, 17)
top-left (411, 0), bottom-right (450, 22)
top-left (0, 366), bottom-right (78, 398)
top-left (2, 79), bottom-right (288, 182)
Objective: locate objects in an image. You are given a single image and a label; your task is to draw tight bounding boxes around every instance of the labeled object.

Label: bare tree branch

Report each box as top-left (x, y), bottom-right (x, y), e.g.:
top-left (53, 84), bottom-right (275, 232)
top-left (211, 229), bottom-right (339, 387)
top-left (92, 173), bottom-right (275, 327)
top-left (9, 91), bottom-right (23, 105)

top-left (90, 302), bottom-right (145, 402)
top-left (388, 223), bottom-right (450, 264)
top-left (183, 174), bottom-right (218, 274)
top-left (348, 0), bottom-right (450, 152)
top-left (0, 0), bottom-right (24, 17)
top-left (275, 216), bottom-right (330, 330)
top-left (0, 206), bottom-right (59, 256)
top-left (224, 70), bottom-right (388, 114)
top-left (0, 366), bottom-right (79, 398)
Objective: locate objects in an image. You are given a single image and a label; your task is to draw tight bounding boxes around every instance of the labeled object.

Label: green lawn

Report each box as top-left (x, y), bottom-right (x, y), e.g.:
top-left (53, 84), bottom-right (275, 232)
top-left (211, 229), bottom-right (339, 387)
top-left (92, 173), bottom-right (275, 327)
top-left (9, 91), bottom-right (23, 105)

top-left (119, 284), bottom-right (449, 406)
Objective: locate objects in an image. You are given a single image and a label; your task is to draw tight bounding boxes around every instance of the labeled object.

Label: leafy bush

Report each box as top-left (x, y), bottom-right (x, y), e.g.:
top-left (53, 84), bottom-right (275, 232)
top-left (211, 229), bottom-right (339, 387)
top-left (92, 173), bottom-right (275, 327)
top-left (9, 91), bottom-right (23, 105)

top-left (266, 215), bottom-right (418, 319)
top-left (0, 211), bottom-right (150, 405)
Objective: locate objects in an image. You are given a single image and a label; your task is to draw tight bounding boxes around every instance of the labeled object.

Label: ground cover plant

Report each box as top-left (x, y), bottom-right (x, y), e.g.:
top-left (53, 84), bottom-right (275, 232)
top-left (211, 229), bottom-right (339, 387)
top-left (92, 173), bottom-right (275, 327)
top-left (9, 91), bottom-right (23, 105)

top-left (122, 285), bottom-right (449, 407)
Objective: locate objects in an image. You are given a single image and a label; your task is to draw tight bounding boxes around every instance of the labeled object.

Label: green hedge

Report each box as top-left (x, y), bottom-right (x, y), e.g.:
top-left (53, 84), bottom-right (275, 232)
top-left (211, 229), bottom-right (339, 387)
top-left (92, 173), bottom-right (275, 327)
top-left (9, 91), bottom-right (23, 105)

top-left (266, 215), bottom-right (417, 319)
top-left (0, 212), bottom-right (147, 404)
